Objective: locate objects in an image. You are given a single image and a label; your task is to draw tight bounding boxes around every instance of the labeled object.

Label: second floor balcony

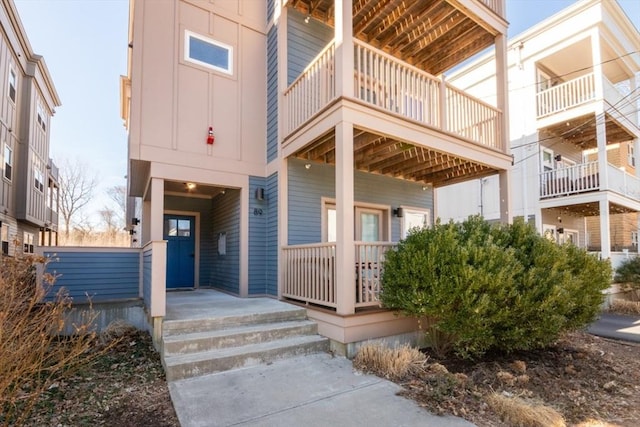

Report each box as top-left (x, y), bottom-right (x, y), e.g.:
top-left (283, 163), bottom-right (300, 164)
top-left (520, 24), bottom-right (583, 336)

top-left (284, 39), bottom-right (505, 154)
top-left (540, 160), bottom-right (640, 203)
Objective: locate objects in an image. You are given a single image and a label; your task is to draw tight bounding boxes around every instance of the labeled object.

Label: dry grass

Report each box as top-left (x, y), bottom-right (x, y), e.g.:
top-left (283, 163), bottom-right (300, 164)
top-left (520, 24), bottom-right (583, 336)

top-left (0, 252), bottom-right (102, 426)
top-left (607, 299), bottom-right (640, 315)
top-left (353, 343), bottom-right (427, 380)
top-left (486, 392), bottom-right (566, 427)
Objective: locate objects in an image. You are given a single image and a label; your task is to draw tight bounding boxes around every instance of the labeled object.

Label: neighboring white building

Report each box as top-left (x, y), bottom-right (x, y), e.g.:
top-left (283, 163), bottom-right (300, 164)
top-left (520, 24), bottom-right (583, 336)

top-left (437, 0), bottom-right (640, 259)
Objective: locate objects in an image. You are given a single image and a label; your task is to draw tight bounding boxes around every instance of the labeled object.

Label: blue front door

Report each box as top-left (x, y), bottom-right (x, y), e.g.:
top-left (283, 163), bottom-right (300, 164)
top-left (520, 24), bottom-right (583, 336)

top-left (164, 214), bottom-right (195, 289)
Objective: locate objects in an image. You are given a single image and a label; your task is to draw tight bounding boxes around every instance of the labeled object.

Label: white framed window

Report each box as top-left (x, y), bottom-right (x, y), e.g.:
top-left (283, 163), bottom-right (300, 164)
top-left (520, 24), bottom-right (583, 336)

top-left (184, 30), bottom-right (233, 75)
top-left (321, 199), bottom-right (389, 243)
top-left (401, 208), bottom-right (431, 239)
top-left (1, 222), bottom-right (9, 255)
top-left (3, 144), bottom-right (12, 181)
top-left (37, 102), bottom-right (47, 132)
top-left (33, 159), bottom-right (44, 193)
top-left (632, 231), bottom-right (638, 247)
top-left (541, 148), bottom-right (554, 172)
top-left (48, 183), bottom-right (58, 212)
top-left (8, 66), bottom-right (16, 103)
top-left (628, 144), bottom-right (635, 167)
top-left (23, 232), bottom-right (34, 254)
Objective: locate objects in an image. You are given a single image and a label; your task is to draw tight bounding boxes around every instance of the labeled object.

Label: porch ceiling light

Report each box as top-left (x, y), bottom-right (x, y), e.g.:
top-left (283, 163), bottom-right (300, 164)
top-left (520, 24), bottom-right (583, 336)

top-left (185, 182), bottom-right (196, 191)
top-left (305, 163), bottom-right (311, 169)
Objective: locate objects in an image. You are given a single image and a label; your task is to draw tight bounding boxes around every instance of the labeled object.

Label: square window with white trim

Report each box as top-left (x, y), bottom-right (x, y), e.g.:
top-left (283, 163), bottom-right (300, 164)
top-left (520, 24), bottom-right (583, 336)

top-left (184, 30), bottom-right (233, 75)
top-left (401, 208), bottom-right (431, 239)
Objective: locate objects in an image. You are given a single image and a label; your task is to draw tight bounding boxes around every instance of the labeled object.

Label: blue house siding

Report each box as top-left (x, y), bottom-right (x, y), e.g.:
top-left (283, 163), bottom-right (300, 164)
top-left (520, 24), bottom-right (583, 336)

top-left (165, 195), bottom-right (215, 287)
top-left (249, 176), bottom-right (267, 295)
top-left (287, 9), bottom-right (333, 85)
top-left (44, 250), bottom-right (140, 303)
top-left (266, 173), bottom-right (278, 296)
top-left (143, 248), bottom-right (152, 309)
top-left (266, 26), bottom-right (278, 162)
top-left (211, 189), bottom-right (241, 294)
top-left (267, 0), bottom-right (275, 23)
top-left (288, 159), bottom-right (433, 244)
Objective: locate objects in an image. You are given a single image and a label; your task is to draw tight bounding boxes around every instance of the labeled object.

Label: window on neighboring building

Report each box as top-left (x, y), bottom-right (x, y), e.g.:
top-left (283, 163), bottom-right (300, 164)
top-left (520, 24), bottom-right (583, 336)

top-left (33, 162), bottom-right (44, 193)
top-left (632, 231), bottom-right (638, 247)
top-left (185, 30), bottom-right (233, 75)
top-left (37, 102), bottom-right (47, 132)
top-left (48, 182), bottom-right (58, 212)
top-left (23, 232), bottom-right (34, 254)
top-left (628, 144), bottom-right (635, 167)
top-left (1, 222), bottom-right (9, 255)
top-left (8, 67), bottom-right (16, 103)
top-left (3, 144), bottom-right (12, 181)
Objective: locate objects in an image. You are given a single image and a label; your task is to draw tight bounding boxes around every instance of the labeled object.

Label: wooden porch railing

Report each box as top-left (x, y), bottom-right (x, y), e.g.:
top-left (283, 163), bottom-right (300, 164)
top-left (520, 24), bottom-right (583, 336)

top-left (479, 0), bottom-right (504, 16)
top-left (536, 73), bottom-right (595, 118)
top-left (284, 42), bottom-right (336, 134)
top-left (283, 39), bottom-right (504, 153)
top-left (540, 161), bottom-right (640, 201)
top-left (281, 242), bottom-right (396, 310)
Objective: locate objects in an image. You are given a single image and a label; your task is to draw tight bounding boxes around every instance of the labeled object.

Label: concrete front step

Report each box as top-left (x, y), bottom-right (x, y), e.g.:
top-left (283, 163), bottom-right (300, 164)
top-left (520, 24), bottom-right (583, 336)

top-left (163, 320), bottom-right (319, 356)
top-left (162, 307), bottom-right (309, 336)
top-left (163, 334), bottom-right (329, 381)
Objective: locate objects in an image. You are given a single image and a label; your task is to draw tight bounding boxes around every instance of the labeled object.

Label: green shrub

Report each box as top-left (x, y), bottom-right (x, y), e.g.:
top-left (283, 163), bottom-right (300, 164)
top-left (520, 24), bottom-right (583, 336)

top-left (381, 216), bottom-right (611, 359)
top-left (614, 256), bottom-right (640, 289)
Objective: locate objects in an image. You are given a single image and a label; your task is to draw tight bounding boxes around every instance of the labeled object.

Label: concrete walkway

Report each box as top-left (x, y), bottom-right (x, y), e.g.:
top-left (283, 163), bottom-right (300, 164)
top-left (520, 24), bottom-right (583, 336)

top-left (588, 313), bottom-right (640, 343)
top-left (169, 352), bottom-right (474, 427)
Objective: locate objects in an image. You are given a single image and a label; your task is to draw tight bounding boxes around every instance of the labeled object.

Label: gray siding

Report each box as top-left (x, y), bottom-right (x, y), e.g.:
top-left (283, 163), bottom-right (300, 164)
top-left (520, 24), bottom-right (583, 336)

top-left (288, 159), bottom-right (433, 244)
top-left (45, 250), bottom-right (140, 303)
top-left (266, 0), bottom-right (275, 26)
top-left (287, 9), bottom-right (333, 85)
top-left (143, 248), bottom-right (152, 310)
top-left (266, 26), bottom-right (278, 162)
top-left (266, 173), bottom-right (278, 295)
top-left (249, 176), bottom-right (267, 295)
top-left (211, 189), bottom-right (241, 294)
top-left (164, 195), bottom-right (214, 286)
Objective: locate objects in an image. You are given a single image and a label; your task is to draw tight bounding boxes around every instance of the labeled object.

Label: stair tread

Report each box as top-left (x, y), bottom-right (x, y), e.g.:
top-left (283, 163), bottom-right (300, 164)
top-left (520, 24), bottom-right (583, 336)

top-left (162, 309), bottom-right (308, 334)
top-left (162, 320), bottom-right (317, 343)
top-left (163, 335), bottom-right (328, 367)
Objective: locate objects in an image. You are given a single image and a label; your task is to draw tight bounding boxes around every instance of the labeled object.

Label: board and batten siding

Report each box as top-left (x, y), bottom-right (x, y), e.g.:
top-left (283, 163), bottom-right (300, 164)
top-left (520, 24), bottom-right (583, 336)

top-left (43, 249), bottom-right (140, 303)
top-left (288, 159), bottom-right (433, 245)
top-left (211, 188), bottom-right (241, 294)
top-left (165, 195), bottom-right (214, 286)
top-left (249, 176), bottom-right (267, 295)
top-left (287, 9), bottom-right (333, 85)
top-left (266, 26), bottom-right (278, 162)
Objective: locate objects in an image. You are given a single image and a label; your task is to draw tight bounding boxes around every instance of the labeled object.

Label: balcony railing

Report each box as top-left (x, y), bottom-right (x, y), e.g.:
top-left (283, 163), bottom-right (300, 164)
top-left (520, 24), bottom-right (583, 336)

top-left (539, 161), bottom-right (640, 201)
top-left (284, 39), bottom-right (504, 153)
top-left (536, 73), bottom-right (595, 118)
top-left (281, 241), bottom-right (396, 311)
top-left (479, 0), bottom-right (504, 16)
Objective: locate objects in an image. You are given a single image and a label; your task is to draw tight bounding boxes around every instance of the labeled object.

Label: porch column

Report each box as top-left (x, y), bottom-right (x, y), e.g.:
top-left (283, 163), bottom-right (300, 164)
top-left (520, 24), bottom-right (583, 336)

top-left (334, 0), bottom-right (354, 99)
top-left (149, 178), bottom-right (165, 241)
top-left (499, 170), bottom-right (512, 224)
top-left (591, 30), bottom-right (608, 190)
top-left (495, 33), bottom-right (509, 156)
top-left (599, 198), bottom-right (611, 259)
top-left (335, 121), bottom-right (355, 315)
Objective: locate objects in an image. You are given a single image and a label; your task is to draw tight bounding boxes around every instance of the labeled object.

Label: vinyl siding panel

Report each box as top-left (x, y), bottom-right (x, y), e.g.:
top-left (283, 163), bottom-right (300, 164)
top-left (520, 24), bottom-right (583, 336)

top-left (266, 173), bottom-right (278, 296)
top-left (143, 248), bottom-right (152, 310)
top-left (44, 250), bottom-right (140, 303)
top-left (249, 176), bottom-right (267, 295)
top-left (287, 9), bottom-right (333, 85)
top-left (211, 189), bottom-right (241, 294)
top-left (266, 26), bottom-right (278, 162)
top-left (288, 159), bottom-right (433, 244)
top-left (266, 0), bottom-right (275, 25)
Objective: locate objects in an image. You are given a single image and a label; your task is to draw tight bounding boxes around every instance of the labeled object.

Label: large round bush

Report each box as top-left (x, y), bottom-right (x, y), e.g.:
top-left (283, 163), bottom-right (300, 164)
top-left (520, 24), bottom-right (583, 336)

top-left (381, 216), bottom-right (611, 359)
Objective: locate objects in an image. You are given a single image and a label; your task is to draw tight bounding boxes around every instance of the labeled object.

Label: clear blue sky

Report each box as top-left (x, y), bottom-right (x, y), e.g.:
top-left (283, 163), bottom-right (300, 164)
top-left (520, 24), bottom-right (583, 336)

top-left (12, 0), bottom-right (640, 226)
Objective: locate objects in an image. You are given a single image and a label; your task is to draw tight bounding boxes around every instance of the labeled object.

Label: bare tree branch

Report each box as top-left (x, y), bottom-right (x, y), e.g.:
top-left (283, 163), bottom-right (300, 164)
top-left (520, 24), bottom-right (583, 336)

top-left (58, 158), bottom-right (98, 238)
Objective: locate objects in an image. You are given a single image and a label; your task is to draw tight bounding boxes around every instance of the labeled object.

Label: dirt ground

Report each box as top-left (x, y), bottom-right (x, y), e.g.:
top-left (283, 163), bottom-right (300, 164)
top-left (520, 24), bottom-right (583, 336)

top-left (23, 322), bottom-right (640, 427)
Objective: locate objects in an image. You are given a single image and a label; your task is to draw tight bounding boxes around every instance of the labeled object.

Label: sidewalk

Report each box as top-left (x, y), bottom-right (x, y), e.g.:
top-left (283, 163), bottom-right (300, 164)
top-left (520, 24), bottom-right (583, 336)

top-left (169, 352), bottom-right (475, 427)
top-left (588, 312), bottom-right (640, 343)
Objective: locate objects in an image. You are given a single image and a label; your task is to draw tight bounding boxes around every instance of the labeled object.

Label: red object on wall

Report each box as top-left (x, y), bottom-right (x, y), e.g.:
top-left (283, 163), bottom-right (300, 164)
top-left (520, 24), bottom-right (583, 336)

top-left (207, 126), bottom-right (215, 145)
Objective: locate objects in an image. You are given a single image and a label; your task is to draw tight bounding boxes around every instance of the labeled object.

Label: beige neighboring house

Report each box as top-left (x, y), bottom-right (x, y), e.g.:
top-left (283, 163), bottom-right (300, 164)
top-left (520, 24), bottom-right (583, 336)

top-left (121, 0), bottom-right (511, 353)
top-left (437, 0), bottom-right (640, 263)
top-left (0, 0), bottom-right (61, 257)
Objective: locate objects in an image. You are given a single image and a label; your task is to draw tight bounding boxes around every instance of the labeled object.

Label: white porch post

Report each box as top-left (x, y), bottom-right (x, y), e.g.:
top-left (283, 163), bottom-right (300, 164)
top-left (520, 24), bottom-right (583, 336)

top-left (335, 121), bottom-right (355, 315)
top-left (591, 31), bottom-right (610, 257)
top-left (599, 198), bottom-right (611, 259)
top-left (496, 33), bottom-right (512, 224)
top-left (148, 177), bottom-right (166, 345)
top-left (334, 0), bottom-right (353, 99)
top-left (499, 170), bottom-right (512, 224)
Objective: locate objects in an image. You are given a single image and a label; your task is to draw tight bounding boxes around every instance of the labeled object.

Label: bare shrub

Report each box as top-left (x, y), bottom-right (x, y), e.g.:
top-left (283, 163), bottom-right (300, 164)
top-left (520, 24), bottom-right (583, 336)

top-left (0, 252), bottom-right (98, 426)
top-left (486, 392), bottom-right (565, 427)
top-left (607, 299), bottom-right (640, 316)
top-left (354, 343), bottom-right (427, 380)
